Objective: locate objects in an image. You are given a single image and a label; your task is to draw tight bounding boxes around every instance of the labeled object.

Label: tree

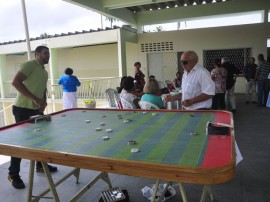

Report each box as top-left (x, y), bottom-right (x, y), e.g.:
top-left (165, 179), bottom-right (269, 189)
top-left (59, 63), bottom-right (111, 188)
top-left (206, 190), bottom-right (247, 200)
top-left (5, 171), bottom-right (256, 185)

top-left (40, 32), bottom-right (48, 38)
top-left (155, 26), bottom-right (163, 32)
top-left (105, 17), bottom-right (118, 28)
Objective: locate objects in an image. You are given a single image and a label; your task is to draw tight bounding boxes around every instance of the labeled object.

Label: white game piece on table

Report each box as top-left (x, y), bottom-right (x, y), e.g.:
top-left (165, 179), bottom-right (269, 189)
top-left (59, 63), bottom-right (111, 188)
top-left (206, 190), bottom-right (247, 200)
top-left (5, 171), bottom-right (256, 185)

top-left (85, 120), bottom-right (91, 123)
top-left (95, 128), bottom-right (102, 131)
top-left (131, 148), bottom-right (139, 153)
top-left (106, 129), bottom-right (112, 132)
top-left (34, 128), bottom-right (42, 132)
top-left (152, 113), bottom-right (157, 116)
top-left (102, 136), bottom-right (109, 140)
top-left (143, 111), bottom-right (148, 114)
top-left (123, 119), bottom-right (130, 123)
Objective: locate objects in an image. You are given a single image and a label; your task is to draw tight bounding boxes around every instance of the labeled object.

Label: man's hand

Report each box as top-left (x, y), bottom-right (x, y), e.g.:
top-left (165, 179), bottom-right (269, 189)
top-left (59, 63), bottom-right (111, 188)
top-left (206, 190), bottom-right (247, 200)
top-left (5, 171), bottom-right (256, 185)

top-left (182, 99), bottom-right (193, 107)
top-left (164, 94), bottom-right (173, 102)
top-left (33, 98), bottom-right (47, 110)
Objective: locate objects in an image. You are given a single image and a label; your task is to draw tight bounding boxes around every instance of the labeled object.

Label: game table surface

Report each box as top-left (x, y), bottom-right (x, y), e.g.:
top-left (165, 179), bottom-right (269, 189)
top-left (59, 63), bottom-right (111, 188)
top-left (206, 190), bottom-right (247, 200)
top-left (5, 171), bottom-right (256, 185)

top-left (0, 108), bottom-right (235, 184)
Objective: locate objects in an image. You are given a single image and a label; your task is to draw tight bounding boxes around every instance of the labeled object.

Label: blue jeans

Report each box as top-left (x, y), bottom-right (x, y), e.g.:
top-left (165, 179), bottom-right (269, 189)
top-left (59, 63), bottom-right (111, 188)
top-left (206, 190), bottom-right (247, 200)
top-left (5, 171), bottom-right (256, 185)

top-left (257, 79), bottom-right (269, 105)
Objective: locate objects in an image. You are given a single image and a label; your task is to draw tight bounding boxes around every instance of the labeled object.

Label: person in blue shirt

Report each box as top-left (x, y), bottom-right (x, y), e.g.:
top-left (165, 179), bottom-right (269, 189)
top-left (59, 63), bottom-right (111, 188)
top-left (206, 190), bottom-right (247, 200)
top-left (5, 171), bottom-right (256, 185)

top-left (141, 78), bottom-right (165, 109)
top-left (58, 68), bottom-right (81, 109)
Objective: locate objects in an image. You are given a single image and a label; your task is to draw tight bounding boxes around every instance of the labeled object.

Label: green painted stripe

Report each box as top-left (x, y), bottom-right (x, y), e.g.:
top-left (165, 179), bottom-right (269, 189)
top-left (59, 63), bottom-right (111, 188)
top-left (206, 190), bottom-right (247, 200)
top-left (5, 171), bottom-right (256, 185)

top-left (143, 113), bottom-right (190, 163)
top-left (87, 112), bottom-right (163, 156)
top-left (63, 111), bottom-right (142, 153)
top-left (113, 112), bottom-right (178, 160)
top-left (178, 113), bottom-right (213, 166)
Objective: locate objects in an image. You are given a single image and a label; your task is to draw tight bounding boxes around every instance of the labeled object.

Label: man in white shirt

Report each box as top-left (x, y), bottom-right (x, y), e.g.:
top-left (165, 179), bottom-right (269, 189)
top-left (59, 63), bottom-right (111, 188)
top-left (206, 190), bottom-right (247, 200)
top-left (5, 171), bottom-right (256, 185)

top-left (165, 51), bottom-right (215, 110)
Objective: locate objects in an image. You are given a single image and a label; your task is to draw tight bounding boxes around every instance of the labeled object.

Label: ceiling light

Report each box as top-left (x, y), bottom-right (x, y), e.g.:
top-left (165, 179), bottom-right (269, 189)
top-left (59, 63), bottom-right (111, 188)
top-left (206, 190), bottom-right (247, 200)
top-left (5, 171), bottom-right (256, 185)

top-left (149, 8), bottom-right (152, 11)
top-left (193, 2), bottom-right (197, 5)
top-left (158, 7), bottom-right (161, 9)
top-left (184, 3), bottom-right (187, 6)
top-left (212, 0), bottom-right (216, 2)
top-left (166, 6), bottom-right (169, 8)
top-left (175, 5), bottom-right (178, 7)
top-left (202, 1), bottom-right (206, 4)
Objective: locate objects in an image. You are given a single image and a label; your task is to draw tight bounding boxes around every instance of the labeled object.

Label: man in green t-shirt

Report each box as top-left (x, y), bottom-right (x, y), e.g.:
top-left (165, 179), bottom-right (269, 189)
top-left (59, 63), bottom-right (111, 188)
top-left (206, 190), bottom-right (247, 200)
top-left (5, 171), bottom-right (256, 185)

top-left (8, 46), bottom-right (58, 189)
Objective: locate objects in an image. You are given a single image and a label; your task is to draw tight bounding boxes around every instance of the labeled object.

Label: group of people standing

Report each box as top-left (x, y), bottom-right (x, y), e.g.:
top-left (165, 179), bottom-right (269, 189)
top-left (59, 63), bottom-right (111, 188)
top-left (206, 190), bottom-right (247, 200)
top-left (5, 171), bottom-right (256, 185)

top-left (211, 57), bottom-right (240, 111)
top-left (210, 54), bottom-right (270, 111)
top-left (242, 54), bottom-right (270, 107)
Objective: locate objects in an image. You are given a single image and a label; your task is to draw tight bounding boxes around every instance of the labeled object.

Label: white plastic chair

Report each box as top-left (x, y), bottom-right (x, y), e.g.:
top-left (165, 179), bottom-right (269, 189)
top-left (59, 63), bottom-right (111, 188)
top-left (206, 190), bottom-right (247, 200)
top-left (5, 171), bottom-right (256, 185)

top-left (157, 81), bottom-right (166, 89)
top-left (105, 88), bottom-right (122, 109)
top-left (120, 97), bottom-right (134, 109)
top-left (139, 101), bottom-right (160, 109)
top-left (165, 80), bottom-right (176, 92)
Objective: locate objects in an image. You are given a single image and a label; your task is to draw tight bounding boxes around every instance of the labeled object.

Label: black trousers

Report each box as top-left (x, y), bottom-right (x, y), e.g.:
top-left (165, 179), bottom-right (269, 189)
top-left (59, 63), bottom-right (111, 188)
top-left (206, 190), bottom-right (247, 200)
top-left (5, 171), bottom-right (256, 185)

top-left (8, 106), bottom-right (43, 177)
top-left (212, 93), bottom-right (226, 110)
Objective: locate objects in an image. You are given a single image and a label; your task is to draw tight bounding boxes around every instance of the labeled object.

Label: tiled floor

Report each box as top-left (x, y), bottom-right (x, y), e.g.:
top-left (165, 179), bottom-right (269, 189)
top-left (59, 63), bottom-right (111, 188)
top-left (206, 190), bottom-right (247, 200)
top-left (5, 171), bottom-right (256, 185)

top-left (0, 94), bottom-right (270, 202)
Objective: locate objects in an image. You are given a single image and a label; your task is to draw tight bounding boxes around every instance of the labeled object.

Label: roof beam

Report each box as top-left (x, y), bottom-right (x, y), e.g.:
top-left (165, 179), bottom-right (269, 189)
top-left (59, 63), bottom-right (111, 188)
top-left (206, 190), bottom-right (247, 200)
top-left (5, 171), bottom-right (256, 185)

top-left (64, 0), bottom-right (137, 27)
top-left (136, 0), bottom-right (270, 26)
top-left (102, 0), bottom-right (172, 9)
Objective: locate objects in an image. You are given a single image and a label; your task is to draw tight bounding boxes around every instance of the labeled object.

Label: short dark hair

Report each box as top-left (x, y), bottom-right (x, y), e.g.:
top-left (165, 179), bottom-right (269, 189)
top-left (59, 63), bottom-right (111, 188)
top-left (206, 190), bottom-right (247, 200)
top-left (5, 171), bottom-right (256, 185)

top-left (214, 58), bottom-right (221, 67)
top-left (257, 54), bottom-right (265, 61)
top-left (134, 62), bottom-right (141, 67)
top-left (65, 67), bottom-right (73, 75)
top-left (122, 76), bottom-right (134, 91)
top-left (35, 46), bottom-right (49, 56)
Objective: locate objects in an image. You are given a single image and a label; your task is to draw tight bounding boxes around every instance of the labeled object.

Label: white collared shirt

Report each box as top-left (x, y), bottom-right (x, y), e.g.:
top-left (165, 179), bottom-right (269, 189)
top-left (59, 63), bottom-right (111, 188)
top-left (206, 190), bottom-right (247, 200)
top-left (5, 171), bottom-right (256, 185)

top-left (181, 64), bottom-right (215, 110)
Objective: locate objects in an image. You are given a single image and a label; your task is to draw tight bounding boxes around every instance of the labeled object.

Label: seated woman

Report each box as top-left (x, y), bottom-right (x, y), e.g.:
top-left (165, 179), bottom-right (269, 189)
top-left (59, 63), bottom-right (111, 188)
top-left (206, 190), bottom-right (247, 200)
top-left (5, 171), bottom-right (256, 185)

top-left (120, 76), bottom-right (140, 109)
top-left (174, 71), bottom-right (182, 88)
top-left (116, 76), bottom-right (127, 94)
top-left (141, 78), bottom-right (165, 109)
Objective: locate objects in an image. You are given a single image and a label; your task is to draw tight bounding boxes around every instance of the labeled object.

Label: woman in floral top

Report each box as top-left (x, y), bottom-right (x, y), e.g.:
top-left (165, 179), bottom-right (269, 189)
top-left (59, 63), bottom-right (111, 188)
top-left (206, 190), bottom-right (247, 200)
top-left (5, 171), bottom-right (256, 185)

top-left (211, 58), bottom-right (227, 109)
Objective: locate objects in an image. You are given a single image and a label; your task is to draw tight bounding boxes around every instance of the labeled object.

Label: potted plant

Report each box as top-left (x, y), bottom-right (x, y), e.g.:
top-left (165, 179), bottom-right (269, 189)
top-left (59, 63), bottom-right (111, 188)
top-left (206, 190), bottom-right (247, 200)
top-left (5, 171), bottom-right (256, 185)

top-left (84, 98), bottom-right (96, 108)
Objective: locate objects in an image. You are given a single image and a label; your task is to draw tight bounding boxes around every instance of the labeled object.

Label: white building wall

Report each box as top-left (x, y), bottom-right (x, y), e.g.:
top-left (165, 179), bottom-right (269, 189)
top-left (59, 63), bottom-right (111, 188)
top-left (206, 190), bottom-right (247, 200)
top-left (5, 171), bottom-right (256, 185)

top-left (1, 23), bottom-right (269, 94)
top-left (137, 23), bottom-right (269, 93)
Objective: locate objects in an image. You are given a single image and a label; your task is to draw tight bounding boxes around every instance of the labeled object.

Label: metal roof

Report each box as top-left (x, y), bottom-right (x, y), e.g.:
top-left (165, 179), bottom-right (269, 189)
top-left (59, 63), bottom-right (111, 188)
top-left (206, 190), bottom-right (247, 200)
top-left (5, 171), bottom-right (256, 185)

top-left (64, 0), bottom-right (270, 28)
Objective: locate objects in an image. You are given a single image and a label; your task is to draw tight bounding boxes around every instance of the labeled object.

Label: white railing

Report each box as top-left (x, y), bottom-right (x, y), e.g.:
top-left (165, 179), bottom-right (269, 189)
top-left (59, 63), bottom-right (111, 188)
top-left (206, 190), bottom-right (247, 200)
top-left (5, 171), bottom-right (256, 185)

top-left (0, 77), bottom-right (121, 127)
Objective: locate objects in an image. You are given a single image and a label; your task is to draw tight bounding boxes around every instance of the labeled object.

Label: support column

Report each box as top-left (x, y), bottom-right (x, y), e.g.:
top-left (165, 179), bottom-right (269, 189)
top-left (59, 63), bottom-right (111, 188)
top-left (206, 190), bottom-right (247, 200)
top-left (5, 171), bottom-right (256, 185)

top-left (48, 48), bottom-right (60, 112)
top-left (0, 55), bottom-right (8, 98)
top-left (117, 29), bottom-right (127, 77)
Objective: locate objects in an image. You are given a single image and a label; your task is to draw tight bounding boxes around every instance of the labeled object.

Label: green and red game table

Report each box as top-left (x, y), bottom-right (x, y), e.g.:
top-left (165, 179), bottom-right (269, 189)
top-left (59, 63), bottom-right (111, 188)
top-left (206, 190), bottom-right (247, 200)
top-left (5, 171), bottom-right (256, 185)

top-left (0, 108), bottom-right (235, 202)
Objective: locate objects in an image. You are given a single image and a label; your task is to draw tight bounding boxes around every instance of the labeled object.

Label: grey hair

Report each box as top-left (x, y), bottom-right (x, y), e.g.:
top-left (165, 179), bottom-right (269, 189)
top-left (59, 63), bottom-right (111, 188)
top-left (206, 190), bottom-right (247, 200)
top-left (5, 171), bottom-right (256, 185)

top-left (183, 51), bottom-right (198, 61)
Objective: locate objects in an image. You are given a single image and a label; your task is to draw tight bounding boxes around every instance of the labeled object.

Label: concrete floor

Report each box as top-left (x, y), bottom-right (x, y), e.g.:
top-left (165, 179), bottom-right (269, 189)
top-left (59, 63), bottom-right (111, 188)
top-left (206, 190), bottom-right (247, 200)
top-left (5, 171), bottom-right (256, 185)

top-left (0, 94), bottom-right (270, 202)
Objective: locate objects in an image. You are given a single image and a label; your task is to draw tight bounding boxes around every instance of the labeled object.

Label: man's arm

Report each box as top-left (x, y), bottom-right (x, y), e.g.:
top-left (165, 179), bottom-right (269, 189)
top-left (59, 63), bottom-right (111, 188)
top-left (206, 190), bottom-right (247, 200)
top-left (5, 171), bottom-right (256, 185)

top-left (164, 93), bottom-right (182, 102)
top-left (182, 93), bottom-right (214, 107)
top-left (12, 71), bottom-right (46, 108)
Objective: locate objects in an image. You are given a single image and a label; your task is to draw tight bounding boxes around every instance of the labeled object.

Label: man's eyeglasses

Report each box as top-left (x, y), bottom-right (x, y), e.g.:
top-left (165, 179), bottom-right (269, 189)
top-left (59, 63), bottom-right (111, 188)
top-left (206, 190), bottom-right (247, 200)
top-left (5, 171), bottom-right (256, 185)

top-left (181, 60), bottom-right (189, 65)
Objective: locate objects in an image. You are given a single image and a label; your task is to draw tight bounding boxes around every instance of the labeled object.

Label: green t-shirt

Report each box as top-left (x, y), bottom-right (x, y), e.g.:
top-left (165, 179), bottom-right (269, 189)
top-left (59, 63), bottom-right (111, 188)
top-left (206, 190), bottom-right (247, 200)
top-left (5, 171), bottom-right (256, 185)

top-left (14, 59), bottom-right (48, 109)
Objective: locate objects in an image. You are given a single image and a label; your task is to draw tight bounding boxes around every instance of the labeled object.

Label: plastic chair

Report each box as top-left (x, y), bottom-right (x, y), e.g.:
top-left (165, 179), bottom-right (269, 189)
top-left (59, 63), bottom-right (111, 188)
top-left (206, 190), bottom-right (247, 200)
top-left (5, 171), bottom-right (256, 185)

top-left (157, 81), bottom-right (166, 89)
top-left (120, 97), bottom-right (134, 109)
top-left (105, 88), bottom-right (122, 109)
top-left (165, 80), bottom-right (175, 92)
top-left (139, 101), bottom-right (160, 109)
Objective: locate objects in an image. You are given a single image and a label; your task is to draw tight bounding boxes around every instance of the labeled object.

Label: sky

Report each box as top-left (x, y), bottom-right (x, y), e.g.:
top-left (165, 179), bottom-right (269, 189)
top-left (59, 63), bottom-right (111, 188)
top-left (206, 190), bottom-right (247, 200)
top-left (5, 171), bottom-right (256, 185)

top-left (0, 0), bottom-right (124, 43)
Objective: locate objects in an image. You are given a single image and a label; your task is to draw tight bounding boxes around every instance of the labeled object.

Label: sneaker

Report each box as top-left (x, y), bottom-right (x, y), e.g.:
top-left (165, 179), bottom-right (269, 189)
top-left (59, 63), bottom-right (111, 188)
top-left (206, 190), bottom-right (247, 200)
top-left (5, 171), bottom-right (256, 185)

top-left (8, 175), bottom-right (25, 189)
top-left (36, 164), bottom-right (58, 173)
